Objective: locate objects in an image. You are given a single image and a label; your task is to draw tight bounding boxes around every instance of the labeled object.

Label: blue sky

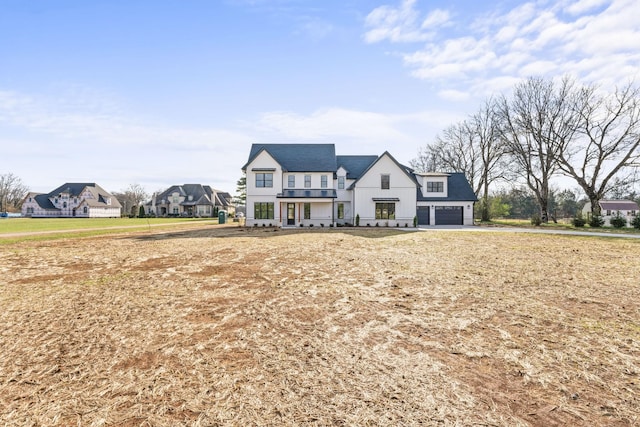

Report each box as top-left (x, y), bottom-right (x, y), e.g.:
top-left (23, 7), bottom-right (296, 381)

top-left (1, 0), bottom-right (638, 195)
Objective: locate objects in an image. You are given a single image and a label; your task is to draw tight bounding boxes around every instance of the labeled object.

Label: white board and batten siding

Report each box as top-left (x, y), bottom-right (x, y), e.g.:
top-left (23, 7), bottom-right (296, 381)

top-left (353, 154), bottom-right (416, 225)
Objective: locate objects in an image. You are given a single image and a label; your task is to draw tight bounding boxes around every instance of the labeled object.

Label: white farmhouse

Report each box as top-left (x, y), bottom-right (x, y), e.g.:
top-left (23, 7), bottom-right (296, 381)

top-left (242, 144), bottom-right (477, 227)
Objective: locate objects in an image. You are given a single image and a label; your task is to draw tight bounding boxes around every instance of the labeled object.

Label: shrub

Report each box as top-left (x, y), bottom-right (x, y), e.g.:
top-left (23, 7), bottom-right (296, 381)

top-left (589, 215), bottom-right (604, 228)
top-left (355, 214), bottom-right (360, 227)
top-left (572, 214), bottom-right (586, 227)
top-left (413, 216), bottom-right (418, 227)
top-left (530, 213), bottom-right (542, 226)
top-left (320, 223), bottom-right (324, 228)
top-left (631, 215), bottom-right (640, 229)
top-left (610, 214), bottom-right (627, 228)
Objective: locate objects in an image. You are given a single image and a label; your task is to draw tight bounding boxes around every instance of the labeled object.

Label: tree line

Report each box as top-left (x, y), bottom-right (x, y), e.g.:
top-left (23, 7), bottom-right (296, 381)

top-left (411, 76), bottom-right (640, 222)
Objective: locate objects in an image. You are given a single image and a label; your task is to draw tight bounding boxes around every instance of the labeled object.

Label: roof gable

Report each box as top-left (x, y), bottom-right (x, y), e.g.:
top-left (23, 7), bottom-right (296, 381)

top-left (244, 144), bottom-right (337, 172)
top-left (349, 152), bottom-right (418, 189)
top-left (336, 155), bottom-right (378, 180)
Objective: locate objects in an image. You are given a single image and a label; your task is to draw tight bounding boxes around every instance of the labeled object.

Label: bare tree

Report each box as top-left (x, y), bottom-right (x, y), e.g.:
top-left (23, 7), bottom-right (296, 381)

top-left (496, 77), bottom-right (577, 222)
top-left (0, 173), bottom-right (29, 212)
top-left (411, 98), bottom-right (508, 221)
top-left (555, 81), bottom-right (640, 217)
top-left (113, 183), bottom-right (149, 217)
top-left (409, 147), bottom-right (439, 172)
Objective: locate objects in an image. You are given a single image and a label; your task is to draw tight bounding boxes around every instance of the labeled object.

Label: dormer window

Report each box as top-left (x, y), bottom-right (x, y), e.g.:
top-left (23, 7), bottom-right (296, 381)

top-left (427, 182), bottom-right (444, 192)
top-left (338, 176), bottom-right (345, 189)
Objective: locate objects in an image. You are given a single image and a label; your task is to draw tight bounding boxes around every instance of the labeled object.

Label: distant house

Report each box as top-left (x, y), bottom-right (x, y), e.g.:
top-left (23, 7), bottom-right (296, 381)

top-left (21, 183), bottom-right (122, 218)
top-left (242, 143), bottom-right (477, 227)
top-left (582, 200), bottom-right (639, 226)
top-left (146, 184), bottom-right (233, 217)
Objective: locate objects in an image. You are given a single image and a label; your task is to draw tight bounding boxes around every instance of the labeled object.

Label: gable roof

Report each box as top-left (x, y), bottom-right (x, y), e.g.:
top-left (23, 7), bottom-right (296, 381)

top-left (44, 183), bottom-right (121, 208)
top-left (416, 173), bottom-right (478, 202)
top-left (336, 155), bottom-right (379, 180)
top-left (243, 144), bottom-right (337, 172)
top-left (152, 184), bottom-right (232, 207)
top-left (348, 151), bottom-right (419, 189)
top-left (599, 200), bottom-right (639, 211)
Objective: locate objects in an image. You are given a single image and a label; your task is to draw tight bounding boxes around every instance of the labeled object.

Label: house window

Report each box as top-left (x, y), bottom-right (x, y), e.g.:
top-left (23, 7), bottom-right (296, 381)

top-left (254, 202), bottom-right (274, 219)
top-left (256, 173), bottom-right (273, 188)
top-left (375, 203), bottom-right (395, 219)
top-left (338, 203), bottom-right (344, 219)
top-left (606, 210), bottom-right (611, 216)
top-left (381, 174), bottom-right (390, 190)
top-left (27, 207), bottom-right (34, 214)
top-left (304, 175), bottom-right (311, 188)
top-left (304, 203), bottom-right (311, 220)
top-left (173, 196), bottom-right (179, 203)
top-left (288, 175), bottom-right (295, 188)
top-left (173, 207), bottom-right (179, 214)
top-left (631, 210), bottom-right (637, 216)
top-left (338, 176), bottom-right (345, 189)
top-left (83, 206), bottom-right (88, 214)
top-left (63, 202), bottom-right (67, 208)
top-left (321, 175), bottom-right (328, 188)
top-left (427, 182), bottom-right (444, 192)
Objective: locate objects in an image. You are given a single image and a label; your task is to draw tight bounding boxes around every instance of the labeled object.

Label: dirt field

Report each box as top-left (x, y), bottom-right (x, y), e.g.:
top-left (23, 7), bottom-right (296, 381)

top-left (1, 225), bottom-right (639, 426)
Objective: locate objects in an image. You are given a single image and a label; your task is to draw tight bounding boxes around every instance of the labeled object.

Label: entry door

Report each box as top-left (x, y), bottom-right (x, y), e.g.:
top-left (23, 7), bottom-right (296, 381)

top-left (287, 203), bottom-right (295, 225)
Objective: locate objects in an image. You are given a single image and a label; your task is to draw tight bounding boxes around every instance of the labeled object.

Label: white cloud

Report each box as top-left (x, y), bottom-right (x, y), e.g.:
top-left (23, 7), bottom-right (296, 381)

top-left (253, 107), bottom-right (461, 160)
top-left (0, 89), bottom-right (253, 193)
top-left (365, 0), bottom-right (640, 99)
top-left (364, 0), bottom-right (440, 43)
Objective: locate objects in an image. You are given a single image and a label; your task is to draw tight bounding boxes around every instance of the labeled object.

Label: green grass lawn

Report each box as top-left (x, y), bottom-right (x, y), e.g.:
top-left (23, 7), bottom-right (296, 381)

top-left (0, 217), bottom-right (216, 234)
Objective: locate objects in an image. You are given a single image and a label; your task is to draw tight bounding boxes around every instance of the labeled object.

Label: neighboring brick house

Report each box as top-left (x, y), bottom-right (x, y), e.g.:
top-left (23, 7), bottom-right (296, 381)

top-left (242, 143), bottom-right (477, 227)
top-left (582, 200), bottom-right (639, 226)
top-left (21, 183), bottom-right (122, 218)
top-left (146, 184), bottom-right (233, 217)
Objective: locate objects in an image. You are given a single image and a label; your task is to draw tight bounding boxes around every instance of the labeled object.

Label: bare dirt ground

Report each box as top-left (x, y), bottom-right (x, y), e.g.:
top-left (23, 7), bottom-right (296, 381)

top-left (1, 225), bottom-right (639, 426)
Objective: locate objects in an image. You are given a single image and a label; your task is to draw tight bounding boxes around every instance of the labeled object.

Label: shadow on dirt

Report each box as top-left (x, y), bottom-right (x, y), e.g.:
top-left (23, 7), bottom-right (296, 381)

top-left (128, 225), bottom-right (419, 241)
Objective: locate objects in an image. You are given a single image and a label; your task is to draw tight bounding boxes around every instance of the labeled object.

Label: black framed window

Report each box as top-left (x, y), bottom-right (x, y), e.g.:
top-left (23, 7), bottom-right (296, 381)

top-left (426, 182), bottom-right (444, 192)
top-left (254, 202), bottom-right (274, 219)
top-left (338, 203), bottom-right (344, 219)
top-left (381, 174), bottom-right (390, 189)
top-left (375, 203), bottom-right (395, 219)
top-left (256, 173), bottom-right (273, 188)
top-left (304, 203), bottom-right (311, 219)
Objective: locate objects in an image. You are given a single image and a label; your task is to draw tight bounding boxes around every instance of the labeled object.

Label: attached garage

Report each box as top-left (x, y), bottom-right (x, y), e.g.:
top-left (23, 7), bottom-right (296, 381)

top-left (416, 206), bottom-right (430, 225)
top-left (434, 206), bottom-right (463, 225)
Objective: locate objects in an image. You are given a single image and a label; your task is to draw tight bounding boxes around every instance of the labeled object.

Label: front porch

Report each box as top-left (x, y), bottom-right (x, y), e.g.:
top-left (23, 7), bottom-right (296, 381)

top-left (276, 190), bottom-right (336, 227)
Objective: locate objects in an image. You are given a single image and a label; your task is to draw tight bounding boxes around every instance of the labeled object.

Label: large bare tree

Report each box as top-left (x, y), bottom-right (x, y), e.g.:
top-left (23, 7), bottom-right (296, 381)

top-left (411, 98), bottom-right (508, 220)
top-left (496, 77), bottom-right (577, 222)
top-left (0, 173), bottom-right (29, 212)
top-left (555, 81), bottom-right (640, 217)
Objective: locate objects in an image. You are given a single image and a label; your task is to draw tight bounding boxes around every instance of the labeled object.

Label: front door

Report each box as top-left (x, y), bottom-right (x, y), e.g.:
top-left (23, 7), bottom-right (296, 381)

top-left (287, 203), bottom-right (295, 225)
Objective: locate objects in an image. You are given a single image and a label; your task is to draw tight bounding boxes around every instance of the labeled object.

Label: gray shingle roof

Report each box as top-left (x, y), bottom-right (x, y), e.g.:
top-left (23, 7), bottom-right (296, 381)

top-left (599, 200), bottom-right (639, 210)
top-left (336, 155), bottom-right (378, 179)
top-left (44, 183), bottom-right (121, 209)
top-left (244, 144), bottom-right (337, 172)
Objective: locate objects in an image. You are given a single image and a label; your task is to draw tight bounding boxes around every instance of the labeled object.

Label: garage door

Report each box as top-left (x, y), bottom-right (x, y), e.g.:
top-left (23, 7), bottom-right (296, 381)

top-left (435, 206), bottom-right (463, 225)
top-left (416, 206), bottom-right (430, 225)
